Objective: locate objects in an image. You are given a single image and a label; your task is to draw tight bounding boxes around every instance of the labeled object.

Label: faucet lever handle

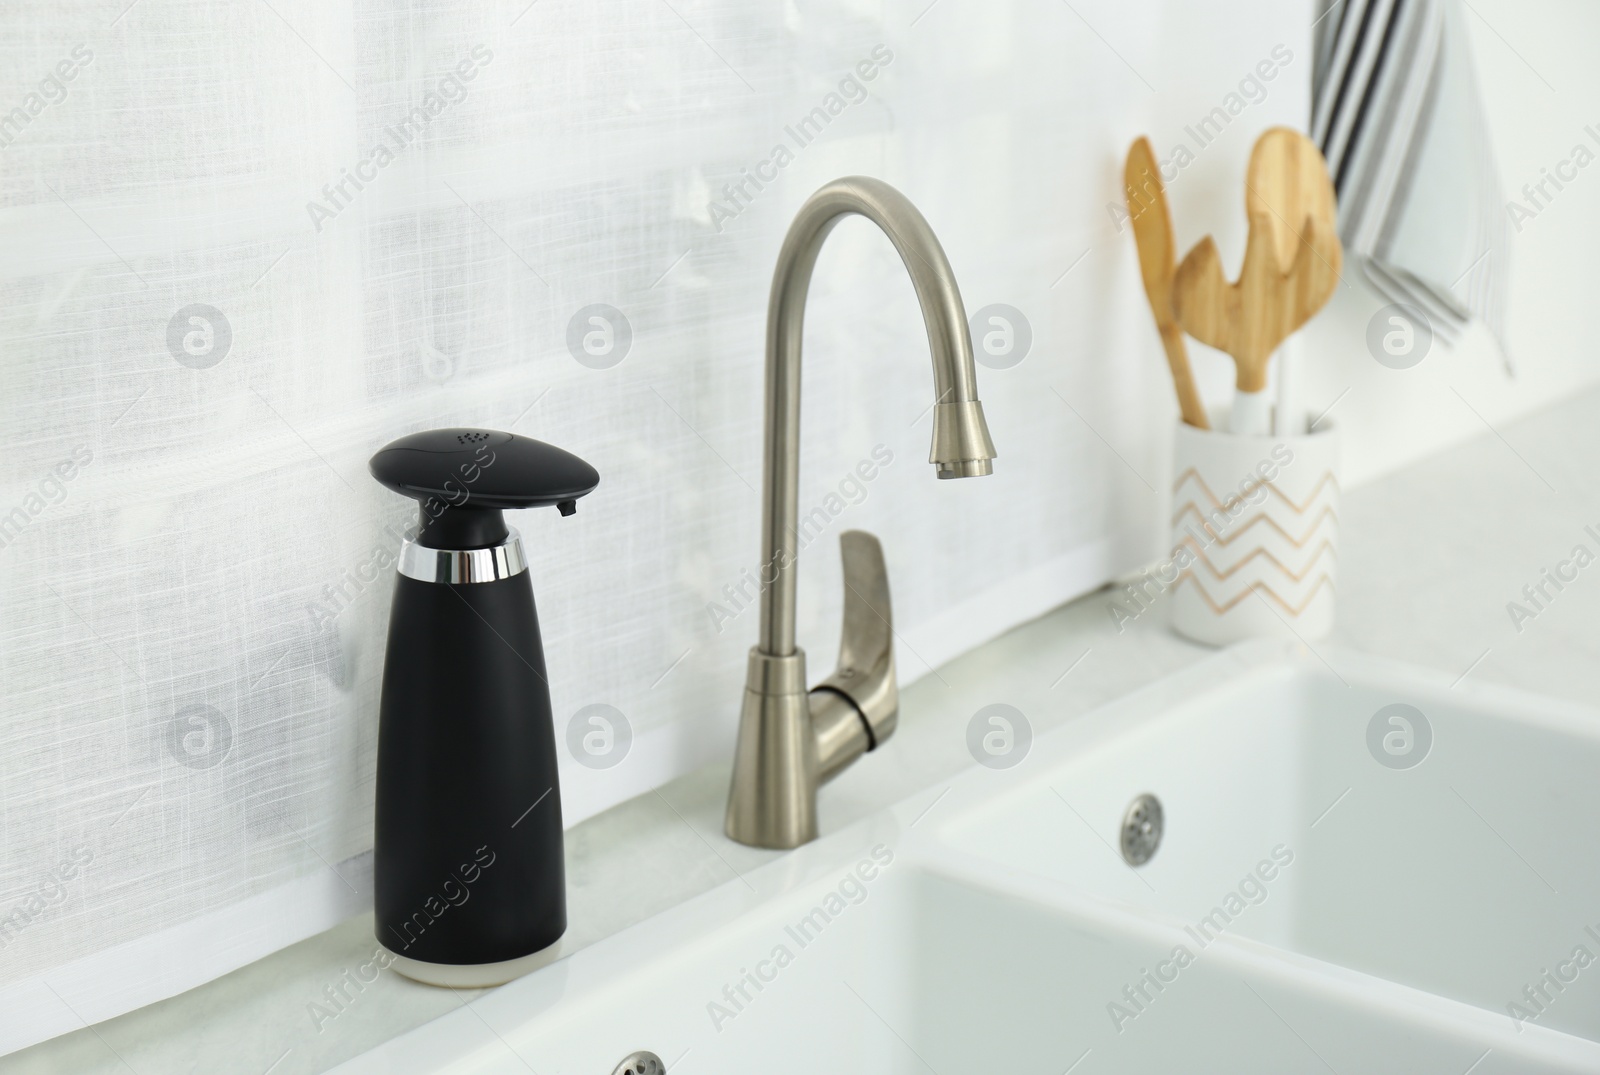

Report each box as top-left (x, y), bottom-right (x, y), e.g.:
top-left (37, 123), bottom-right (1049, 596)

top-left (815, 530), bottom-right (898, 748)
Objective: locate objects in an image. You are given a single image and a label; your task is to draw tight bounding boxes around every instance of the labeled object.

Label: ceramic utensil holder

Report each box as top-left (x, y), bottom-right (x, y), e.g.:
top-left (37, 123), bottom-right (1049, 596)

top-left (1168, 410), bottom-right (1339, 646)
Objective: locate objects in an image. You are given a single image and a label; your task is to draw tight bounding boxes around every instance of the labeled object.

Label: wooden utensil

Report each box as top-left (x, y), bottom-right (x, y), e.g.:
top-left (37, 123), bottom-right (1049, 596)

top-left (1246, 127), bottom-right (1339, 273)
top-left (1171, 131), bottom-right (1342, 435)
top-left (1125, 137), bottom-right (1209, 430)
top-left (1245, 127), bottom-right (1340, 435)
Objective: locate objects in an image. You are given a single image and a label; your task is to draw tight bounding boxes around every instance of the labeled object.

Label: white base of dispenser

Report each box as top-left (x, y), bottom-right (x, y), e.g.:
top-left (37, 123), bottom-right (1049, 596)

top-left (384, 938), bottom-right (564, 988)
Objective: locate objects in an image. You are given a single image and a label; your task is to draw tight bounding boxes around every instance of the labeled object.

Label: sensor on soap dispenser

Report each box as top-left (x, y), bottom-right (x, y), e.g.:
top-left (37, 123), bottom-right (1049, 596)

top-left (368, 428), bottom-right (597, 988)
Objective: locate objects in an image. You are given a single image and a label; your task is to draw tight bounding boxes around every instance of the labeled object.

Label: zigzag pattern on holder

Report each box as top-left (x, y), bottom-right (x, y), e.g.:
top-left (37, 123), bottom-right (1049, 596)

top-left (1170, 467), bottom-right (1339, 619)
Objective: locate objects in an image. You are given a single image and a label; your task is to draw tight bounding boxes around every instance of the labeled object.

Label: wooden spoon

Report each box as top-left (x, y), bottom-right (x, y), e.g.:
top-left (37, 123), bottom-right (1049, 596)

top-left (1125, 137), bottom-right (1209, 429)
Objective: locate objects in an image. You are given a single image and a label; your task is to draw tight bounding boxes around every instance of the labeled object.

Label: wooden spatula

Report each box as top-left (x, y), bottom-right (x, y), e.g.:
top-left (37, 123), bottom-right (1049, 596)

top-left (1246, 127), bottom-right (1339, 272)
top-left (1171, 131), bottom-right (1342, 435)
top-left (1246, 128), bottom-right (1340, 435)
top-left (1125, 137), bottom-right (1209, 430)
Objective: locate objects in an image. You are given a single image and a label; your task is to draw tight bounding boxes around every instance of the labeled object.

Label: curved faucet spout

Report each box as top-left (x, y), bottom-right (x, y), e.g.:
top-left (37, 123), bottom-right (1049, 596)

top-left (757, 176), bottom-right (997, 658)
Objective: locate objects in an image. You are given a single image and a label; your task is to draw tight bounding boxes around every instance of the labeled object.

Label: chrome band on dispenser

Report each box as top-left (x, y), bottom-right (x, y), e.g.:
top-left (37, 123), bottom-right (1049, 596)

top-left (397, 528), bottom-right (528, 584)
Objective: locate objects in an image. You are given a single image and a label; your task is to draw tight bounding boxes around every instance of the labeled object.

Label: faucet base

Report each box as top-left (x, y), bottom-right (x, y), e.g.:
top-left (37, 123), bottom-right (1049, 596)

top-left (725, 648), bottom-right (819, 849)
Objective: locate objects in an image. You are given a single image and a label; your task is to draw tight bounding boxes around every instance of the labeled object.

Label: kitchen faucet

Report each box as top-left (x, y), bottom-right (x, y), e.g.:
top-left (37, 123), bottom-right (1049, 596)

top-left (724, 176), bottom-right (997, 849)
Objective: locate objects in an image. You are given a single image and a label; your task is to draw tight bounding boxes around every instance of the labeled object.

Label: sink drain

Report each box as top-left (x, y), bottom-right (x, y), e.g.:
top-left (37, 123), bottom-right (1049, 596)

top-left (610, 1051), bottom-right (665, 1075)
top-left (1120, 793), bottom-right (1163, 866)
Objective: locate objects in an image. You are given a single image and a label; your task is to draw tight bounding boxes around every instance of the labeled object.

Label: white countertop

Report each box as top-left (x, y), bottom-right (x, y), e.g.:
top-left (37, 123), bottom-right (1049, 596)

top-left (11, 385), bottom-right (1599, 1075)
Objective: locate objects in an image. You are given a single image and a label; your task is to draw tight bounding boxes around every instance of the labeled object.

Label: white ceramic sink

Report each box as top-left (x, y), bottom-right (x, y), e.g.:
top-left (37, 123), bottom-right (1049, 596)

top-left (938, 642), bottom-right (1600, 1045)
top-left (334, 642), bottom-right (1600, 1074)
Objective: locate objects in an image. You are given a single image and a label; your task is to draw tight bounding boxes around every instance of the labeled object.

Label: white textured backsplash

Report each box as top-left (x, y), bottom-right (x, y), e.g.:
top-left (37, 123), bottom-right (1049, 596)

top-left (0, 0), bottom-right (1308, 1052)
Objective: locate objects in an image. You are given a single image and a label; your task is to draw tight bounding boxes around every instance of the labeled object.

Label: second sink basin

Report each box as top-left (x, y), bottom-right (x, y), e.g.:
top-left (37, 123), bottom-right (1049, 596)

top-left (934, 641), bottom-right (1600, 1045)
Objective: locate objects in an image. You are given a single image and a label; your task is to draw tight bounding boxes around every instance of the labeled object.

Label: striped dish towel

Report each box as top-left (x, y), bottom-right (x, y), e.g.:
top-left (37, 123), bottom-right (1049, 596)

top-left (1312, 0), bottom-right (1512, 369)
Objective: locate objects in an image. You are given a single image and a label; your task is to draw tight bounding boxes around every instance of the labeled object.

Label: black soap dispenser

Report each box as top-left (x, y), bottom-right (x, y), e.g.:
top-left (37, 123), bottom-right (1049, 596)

top-left (368, 428), bottom-right (598, 988)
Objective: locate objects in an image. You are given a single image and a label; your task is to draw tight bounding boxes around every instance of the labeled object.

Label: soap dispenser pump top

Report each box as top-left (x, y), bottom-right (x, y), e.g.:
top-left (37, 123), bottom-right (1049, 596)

top-left (370, 427), bottom-right (598, 548)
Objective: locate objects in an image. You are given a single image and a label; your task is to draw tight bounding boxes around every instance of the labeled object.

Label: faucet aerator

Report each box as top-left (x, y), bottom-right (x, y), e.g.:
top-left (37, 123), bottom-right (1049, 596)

top-left (935, 459), bottom-right (994, 479)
